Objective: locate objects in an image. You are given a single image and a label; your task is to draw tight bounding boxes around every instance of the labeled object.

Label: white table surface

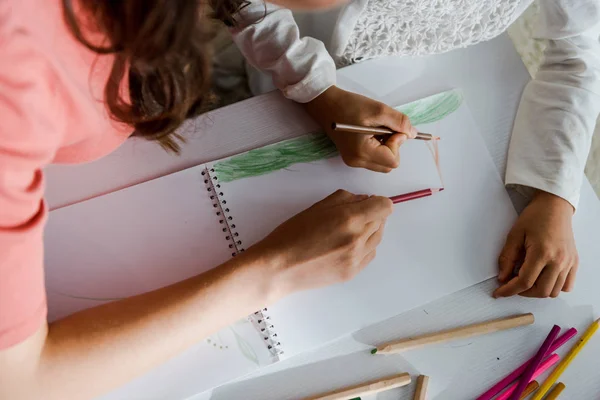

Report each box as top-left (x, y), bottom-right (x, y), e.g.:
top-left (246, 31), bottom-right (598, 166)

top-left (45, 33), bottom-right (600, 400)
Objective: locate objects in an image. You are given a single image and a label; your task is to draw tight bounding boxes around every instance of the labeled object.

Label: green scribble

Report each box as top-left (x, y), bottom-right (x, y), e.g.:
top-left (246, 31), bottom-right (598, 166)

top-left (397, 89), bottom-right (463, 125)
top-left (213, 90), bottom-right (463, 182)
top-left (213, 133), bottom-right (338, 182)
top-left (231, 327), bottom-right (259, 365)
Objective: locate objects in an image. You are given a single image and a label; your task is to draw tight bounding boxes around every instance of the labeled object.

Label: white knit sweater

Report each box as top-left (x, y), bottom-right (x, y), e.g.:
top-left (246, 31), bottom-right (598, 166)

top-left (231, 0), bottom-right (600, 208)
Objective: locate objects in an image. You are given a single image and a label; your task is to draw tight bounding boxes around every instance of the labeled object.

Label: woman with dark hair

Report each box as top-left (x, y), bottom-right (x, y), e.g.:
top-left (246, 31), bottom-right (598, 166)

top-left (0, 1), bottom-right (397, 398)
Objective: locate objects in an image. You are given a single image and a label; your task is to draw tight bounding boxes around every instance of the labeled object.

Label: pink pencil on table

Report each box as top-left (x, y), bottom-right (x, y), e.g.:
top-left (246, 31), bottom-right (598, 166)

top-left (509, 325), bottom-right (561, 400)
top-left (389, 188), bottom-right (444, 204)
top-left (495, 353), bottom-right (560, 400)
top-left (476, 328), bottom-right (577, 400)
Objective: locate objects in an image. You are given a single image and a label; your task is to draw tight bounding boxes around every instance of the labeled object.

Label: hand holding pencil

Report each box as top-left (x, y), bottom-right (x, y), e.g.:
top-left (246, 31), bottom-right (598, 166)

top-left (305, 86), bottom-right (417, 173)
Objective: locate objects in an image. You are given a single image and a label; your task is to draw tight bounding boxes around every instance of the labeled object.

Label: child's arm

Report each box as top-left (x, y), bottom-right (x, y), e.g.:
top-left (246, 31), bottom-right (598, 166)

top-left (495, 0), bottom-right (600, 298)
top-left (230, 2), bottom-right (416, 172)
top-left (230, 0), bottom-right (336, 103)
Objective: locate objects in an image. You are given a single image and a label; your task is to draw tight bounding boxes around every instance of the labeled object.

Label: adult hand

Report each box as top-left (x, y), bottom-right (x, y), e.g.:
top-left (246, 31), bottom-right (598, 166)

top-left (250, 189), bottom-right (393, 299)
top-left (305, 86), bottom-right (417, 173)
top-left (494, 191), bottom-right (578, 298)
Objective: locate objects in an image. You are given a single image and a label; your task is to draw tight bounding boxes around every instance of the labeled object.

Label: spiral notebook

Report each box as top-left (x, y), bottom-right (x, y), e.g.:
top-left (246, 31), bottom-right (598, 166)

top-left (44, 90), bottom-right (516, 399)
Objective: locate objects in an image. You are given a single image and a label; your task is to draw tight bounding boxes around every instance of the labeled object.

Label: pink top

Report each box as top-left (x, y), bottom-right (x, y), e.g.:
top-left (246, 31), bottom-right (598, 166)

top-left (0, 1), bottom-right (131, 349)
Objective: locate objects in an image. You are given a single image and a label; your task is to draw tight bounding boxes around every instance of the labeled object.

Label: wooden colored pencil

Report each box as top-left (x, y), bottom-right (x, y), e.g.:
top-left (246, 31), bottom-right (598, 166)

top-left (509, 325), bottom-right (561, 400)
top-left (372, 313), bottom-right (534, 355)
top-left (306, 373), bottom-right (411, 400)
top-left (331, 123), bottom-right (439, 141)
top-left (544, 383), bottom-right (565, 400)
top-left (413, 375), bottom-right (429, 400)
top-left (532, 318), bottom-right (600, 400)
top-left (495, 354), bottom-right (559, 400)
top-left (520, 381), bottom-right (539, 399)
top-left (476, 328), bottom-right (577, 400)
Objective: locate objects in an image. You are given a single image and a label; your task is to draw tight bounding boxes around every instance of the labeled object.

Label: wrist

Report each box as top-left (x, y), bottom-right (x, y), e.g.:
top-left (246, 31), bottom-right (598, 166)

top-left (228, 245), bottom-right (289, 306)
top-left (531, 190), bottom-right (574, 214)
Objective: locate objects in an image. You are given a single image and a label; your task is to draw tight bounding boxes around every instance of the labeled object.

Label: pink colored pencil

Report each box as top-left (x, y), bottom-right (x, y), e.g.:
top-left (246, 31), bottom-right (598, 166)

top-left (389, 188), bottom-right (443, 204)
top-left (496, 354), bottom-right (560, 400)
top-left (509, 325), bottom-right (561, 400)
top-left (476, 327), bottom-right (577, 400)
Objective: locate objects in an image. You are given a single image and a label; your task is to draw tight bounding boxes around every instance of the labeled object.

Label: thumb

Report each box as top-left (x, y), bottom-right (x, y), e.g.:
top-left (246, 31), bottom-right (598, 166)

top-left (497, 231), bottom-right (524, 283)
top-left (379, 107), bottom-right (417, 138)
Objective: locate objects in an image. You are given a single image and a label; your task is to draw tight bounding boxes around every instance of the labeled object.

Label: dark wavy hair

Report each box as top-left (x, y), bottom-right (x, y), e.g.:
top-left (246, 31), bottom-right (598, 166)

top-left (62, 0), bottom-right (248, 152)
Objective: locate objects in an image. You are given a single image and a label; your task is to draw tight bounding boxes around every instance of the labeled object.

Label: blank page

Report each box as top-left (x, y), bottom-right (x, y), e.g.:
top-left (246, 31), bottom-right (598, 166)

top-left (208, 93), bottom-right (516, 358)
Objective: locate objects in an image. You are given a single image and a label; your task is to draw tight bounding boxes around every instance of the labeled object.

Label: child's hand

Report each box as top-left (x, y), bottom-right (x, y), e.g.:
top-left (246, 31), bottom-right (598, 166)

top-left (494, 191), bottom-right (578, 298)
top-left (305, 86), bottom-right (416, 173)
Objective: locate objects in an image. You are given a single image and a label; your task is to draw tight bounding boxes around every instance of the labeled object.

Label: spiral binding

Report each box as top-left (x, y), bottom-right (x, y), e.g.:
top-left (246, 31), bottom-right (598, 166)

top-left (249, 308), bottom-right (283, 358)
top-left (203, 166), bottom-right (283, 359)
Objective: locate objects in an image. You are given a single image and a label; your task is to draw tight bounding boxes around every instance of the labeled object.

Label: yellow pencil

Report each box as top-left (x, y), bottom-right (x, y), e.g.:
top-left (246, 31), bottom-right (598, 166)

top-left (544, 383), bottom-right (566, 400)
top-left (532, 318), bottom-right (600, 400)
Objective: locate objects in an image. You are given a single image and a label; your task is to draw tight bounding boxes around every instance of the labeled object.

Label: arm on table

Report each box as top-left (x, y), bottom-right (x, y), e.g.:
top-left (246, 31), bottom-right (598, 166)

top-left (0, 188), bottom-right (392, 400)
top-left (496, 0), bottom-right (600, 298)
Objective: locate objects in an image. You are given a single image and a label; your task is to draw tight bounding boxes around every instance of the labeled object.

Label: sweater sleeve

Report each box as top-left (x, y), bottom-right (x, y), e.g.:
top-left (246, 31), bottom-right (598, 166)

top-left (229, 0), bottom-right (337, 103)
top-left (0, 7), bottom-right (65, 349)
top-left (506, 0), bottom-right (600, 208)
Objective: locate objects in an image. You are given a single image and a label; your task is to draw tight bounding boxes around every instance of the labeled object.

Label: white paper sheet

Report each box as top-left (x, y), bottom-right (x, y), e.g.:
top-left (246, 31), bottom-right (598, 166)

top-left (44, 166), bottom-right (274, 399)
top-left (209, 96), bottom-right (517, 359)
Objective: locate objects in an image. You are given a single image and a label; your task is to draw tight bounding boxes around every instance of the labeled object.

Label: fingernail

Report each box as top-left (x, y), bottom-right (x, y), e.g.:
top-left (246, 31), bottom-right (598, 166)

top-left (410, 126), bottom-right (418, 137)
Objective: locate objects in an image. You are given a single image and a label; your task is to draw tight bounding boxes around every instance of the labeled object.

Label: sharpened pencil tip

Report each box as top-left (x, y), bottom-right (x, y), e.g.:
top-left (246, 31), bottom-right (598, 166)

top-left (371, 349), bottom-right (377, 354)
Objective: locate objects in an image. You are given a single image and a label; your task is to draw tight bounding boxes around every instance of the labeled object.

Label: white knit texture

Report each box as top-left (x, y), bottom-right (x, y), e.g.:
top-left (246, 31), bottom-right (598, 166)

top-left (339, 0), bottom-right (522, 66)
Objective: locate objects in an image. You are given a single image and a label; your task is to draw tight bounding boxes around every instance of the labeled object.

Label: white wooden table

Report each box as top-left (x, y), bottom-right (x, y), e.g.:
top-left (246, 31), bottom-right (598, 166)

top-left (45, 33), bottom-right (600, 399)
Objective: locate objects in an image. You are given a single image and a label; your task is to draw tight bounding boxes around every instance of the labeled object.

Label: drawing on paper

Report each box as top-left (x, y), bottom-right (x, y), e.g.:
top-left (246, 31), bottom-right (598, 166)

top-left (204, 320), bottom-right (260, 365)
top-left (212, 89), bottom-right (463, 183)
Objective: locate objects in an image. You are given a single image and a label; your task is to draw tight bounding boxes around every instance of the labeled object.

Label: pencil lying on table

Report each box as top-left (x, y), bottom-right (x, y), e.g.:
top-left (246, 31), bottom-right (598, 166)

top-left (305, 373), bottom-right (411, 400)
top-left (371, 313), bottom-right (534, 354)
top-left (520, 381), bottom-right (539, 399)
top-left (476, 327), bottom-right (577, 400)
top-left (332, 123), bottom-right (439, 141)
top-left (532, 318), bottom-right (600, 400)
top-left (413, 375), bottom-right (429, 400)
top-left (544, 382), bottom-right (566, 400)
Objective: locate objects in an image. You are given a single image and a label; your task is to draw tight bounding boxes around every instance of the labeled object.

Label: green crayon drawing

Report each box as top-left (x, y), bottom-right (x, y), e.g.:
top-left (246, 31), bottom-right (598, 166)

top-left (397, 89), bottom-right (463, 125)
top-left (213, 133), bottom-right (337, 183)
top-left (213, 89), bottom-right (463, 183)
